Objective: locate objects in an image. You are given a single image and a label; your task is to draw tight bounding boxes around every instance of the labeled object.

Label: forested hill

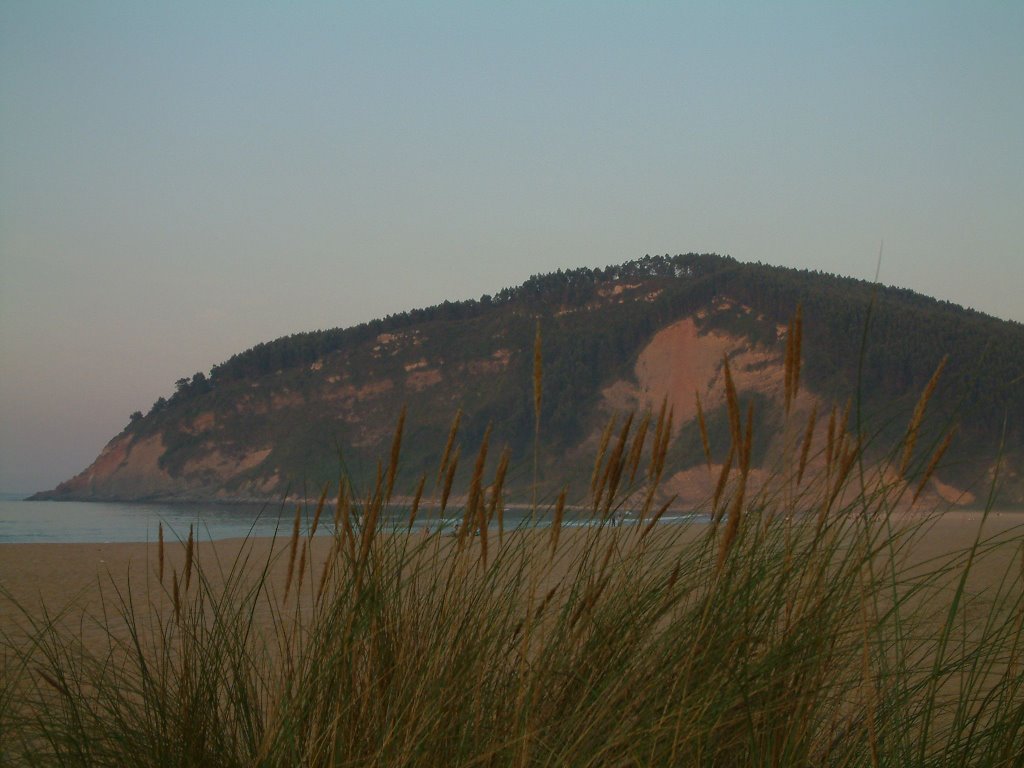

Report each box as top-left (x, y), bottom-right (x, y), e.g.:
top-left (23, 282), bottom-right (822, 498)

top-left (36, 254), bottom-right (1024, 506)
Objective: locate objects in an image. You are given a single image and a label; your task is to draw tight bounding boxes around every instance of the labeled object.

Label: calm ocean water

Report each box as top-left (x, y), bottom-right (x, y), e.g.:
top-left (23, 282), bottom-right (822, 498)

top-left (0, 494), bottom-right (703, 544)
top-left (0, 496), bottom-right (302, 544)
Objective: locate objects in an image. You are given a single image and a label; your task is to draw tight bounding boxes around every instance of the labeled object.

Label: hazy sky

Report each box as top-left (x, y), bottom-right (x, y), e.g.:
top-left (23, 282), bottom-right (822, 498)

top-left (2, 1), bottom-right (1022, 493)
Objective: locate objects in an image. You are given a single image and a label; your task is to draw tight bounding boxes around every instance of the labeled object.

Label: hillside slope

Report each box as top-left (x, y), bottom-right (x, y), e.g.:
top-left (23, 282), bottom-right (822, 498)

top-left (34, 254), bottom-right (1024, 507)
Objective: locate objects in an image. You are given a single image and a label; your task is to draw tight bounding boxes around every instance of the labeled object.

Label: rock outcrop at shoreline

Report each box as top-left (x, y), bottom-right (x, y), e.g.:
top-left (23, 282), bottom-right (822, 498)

top-left (33, 254), bottom-right (1024, 506)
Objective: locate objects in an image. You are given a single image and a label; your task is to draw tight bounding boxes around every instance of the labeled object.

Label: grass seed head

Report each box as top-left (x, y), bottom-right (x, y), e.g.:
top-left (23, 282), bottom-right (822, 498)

top-left (793, 303), bottom-right (803, 396)
top-left (551, 487), bottom-right (567, 556)
top-left (172, 568), bottom-right (180, 621)
top-left (296, 540), bottom-right (308, 595)
top-left (722, 355), bottom-right (742, 451)
top-left (657, 407), bottom-right (674, 478)
top-left (408, 473), bottom-right (427, 531)
top-left (797, 403), bottom-right (818, 487)
top-left (467, 424), bottom-right (492, 521)
top-left (440, 446), bottom-right (460, 516)
top-left (339, 482), bottom-right (355, 564)
top-left (310, 483), bottom-right (328, 539)
top-left (626, 411), bottom-right (650, 487)
top-left (316, 547), bottom-right (335, 605)
top-left (718, 481), bottom-right (746, 572)
top-left (900, 355), bottom-right (948, 478)
top-left (784, 316), bottom-right (795, 414)
top-left (437, 409), bottom-right (462, 491)
top-left (712, 444), bottom-right (736, 524)
top-left (533, 319), bottom-right (543, 423)
top-left (477, 493), bottom-right (489, 568)
top-left (696, 390), bottom-right (712, 471)
top-left (489, 447), bottom-right (511, 545)
top-left (591, 415), bottom-right (617, 498)
top-left (651, 395), bottom-right (669, 479)
top-left (913, 428), bottom-right (955, 503)
top-left (600, 412), bottom-right (634, 517)
top-left (285, 506), bottom-right (301, 601)
top-left (184, 524), bottom-right (194, 592)
top-left (385, 406), bottom-right (407, 503)
top-left (641, 496), bottom-right (675, 540)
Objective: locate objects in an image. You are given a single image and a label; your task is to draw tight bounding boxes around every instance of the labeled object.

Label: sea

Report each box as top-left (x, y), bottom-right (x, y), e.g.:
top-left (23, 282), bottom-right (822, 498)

top-left (0, 493), bottom-right (302, 544)
top-left (0, 492), bottom-right (703, 544)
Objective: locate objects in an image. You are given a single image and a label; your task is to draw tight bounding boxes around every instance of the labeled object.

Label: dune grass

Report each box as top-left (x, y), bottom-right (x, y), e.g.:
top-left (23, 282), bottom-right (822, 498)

top-left (2, 321), bottom-right (1023, 766)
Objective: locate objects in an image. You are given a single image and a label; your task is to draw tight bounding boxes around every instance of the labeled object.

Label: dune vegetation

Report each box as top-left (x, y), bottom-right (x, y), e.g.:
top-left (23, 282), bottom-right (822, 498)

top-left (2, 313), bottom-right (1023, 767)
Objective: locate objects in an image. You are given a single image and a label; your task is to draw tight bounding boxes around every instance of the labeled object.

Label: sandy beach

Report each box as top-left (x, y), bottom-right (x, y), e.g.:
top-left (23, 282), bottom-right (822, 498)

top-left (3, 509), bottom-right (1022, 765)
top-left (3, 510), bottom-right (1021, 636)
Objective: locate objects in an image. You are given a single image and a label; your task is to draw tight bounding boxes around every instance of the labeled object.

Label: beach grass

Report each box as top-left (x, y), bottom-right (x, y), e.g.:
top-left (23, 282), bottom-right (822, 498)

top-left (1, 322), bottom-right (1023, 766)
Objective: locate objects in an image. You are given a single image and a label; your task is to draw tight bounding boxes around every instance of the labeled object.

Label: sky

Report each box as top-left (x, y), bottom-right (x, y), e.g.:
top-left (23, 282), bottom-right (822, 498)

top-left (1, 1), bottom-right (1022, 494)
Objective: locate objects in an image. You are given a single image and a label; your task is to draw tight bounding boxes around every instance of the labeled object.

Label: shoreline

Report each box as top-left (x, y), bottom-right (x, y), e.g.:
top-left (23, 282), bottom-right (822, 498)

top-left (3, 510), bottom-right (1022, 606)
top-left (23, 485), bottom-right (1024, 514)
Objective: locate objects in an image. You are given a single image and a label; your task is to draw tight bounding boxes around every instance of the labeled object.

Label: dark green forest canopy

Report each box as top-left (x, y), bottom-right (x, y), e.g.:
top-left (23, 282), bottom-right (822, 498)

top-left (199, 254), bottom-right (722, 386)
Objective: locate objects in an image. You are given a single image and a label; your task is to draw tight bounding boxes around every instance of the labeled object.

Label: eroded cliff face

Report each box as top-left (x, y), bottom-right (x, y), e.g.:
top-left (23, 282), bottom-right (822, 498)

top-left (589, 314), bottom-right (976, 510)
top-left (601, 314), bottom-right (791, 430)
top-left (34, 329), bottom-right (523, 502)
top-left (45, 433), bottom-right (187, 500)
